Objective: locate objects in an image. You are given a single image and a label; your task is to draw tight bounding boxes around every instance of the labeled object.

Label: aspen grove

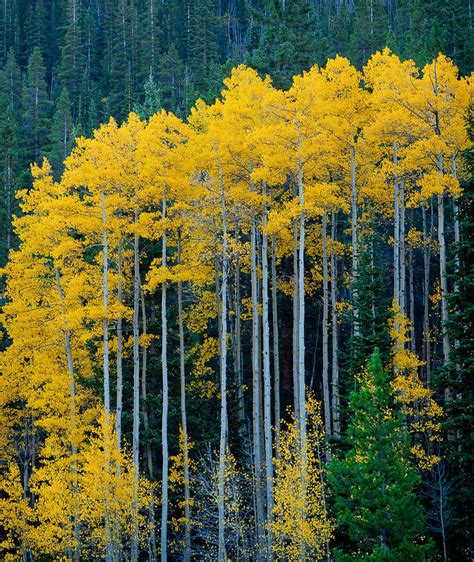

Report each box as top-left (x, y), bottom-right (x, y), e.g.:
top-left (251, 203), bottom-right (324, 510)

top-left (0, 51), bottom-right (472, 561)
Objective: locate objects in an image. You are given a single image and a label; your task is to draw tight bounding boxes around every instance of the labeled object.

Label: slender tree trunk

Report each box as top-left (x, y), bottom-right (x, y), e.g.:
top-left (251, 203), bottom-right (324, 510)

top-left (321, 209), bottom-right (331, 450)
top-left (160, 192), bottom-right (169, 562)
top-left (131, 209), bottom-right (140, 562)
top-left (54, 268), bottom-right (80, 561)
top-left (234, 226), bottom-right (245, 440)
top-left (436, 156), bottom-right (451, 399)
top-left (400, 182), bottom-right (406, 315)
top-left (250, 187), bottom-right (264, 553)
top-left (271, 236), bottom-right (281, 454)
top-left (140, 287), bottom-right (157, 560)
top-left (330, 211), bottom-right (340, 436)
top-left (261, 184), bottom-right (273, 555)
top-left (297, 152), bottom-right (306, 443)
top-left (177, 230), bottom-right (191, 561)
top-left (116, 238), bottom-right (123, 449)
top-left (409, 242), bottom-right (416, 353)
top-left (215, 148), bottom-right (228, 561)
top-left (292, 215), bottom-right (300, 422)
top-left (140, 289), bottom-right (153, 479)
top-left (422, 205), bottom-right (431, 384)
top-left (350, 145), bottom-right (360, 338)
top-left (438, 191), bottom-right (451, 396)
top-left (100, 188), bottom-right (114, 562)
top-left (393, 144), bottom-right (400, 309)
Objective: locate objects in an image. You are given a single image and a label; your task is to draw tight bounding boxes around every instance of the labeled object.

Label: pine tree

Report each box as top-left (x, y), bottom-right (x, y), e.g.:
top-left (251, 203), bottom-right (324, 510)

top-left (329, 349), bottom-right (433, 560)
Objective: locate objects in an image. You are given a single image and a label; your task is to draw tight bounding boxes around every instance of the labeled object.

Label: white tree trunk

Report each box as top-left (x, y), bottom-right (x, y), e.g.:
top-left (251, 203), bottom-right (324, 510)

top-left (233, 226), bottom-right (245, 439)
top-left (292, 217), bottom-right (300, 422)
top-left (261, 184), bottom-right (273, 555)
top-left (437, 159), bottom-right (451, 371)
top-left (297, 152), bottom-right (306, 443)
top-left (330, 211), bottom-right (340, 436)
top-left (131, 208), bottom-right (140, 562)
top-left (116, 238), bottom-right (123, 449)
top-left (250, 194), bottom-right (265, 552)
top-left (422, 204), bottom-right (432, 384)
top-left (350, 146), bottom-right (360, 338)
top-left (215, 149), bottom-right (228, 561)
top-left (393, 143), bottom-right (400, 309)
top-left (271, 236), bottom-right (281, 454)
top-left (400, 182), bottom-right (406, 316)
top-left (177, 230), bottom-right (191, 561)
top-left (321, 209), bottom-right (331, 450)
top-left (160, 192), bottom-right (169, 562)
top-left (100, 188), bottom-right (113, 562)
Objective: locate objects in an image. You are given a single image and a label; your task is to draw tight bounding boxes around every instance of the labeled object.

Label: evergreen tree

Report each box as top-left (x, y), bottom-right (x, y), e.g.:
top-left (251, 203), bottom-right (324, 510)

top-left (349, 223), bottom-right (392, 377)
top-left (444, 110), bottom-right (474, 559)
top-left (133, 76), bottom-right (162, 119)
top-left (348, 0), bottom-right (392, 68)
top-left (158, 45), bottom-right (186, 113)
top-left (48, 87), bottom-right (74, 176)
top-left (0, 95), bottom-right (18, 268)
top-left (21, 48), bottom-right (51, 167)
top-left (0, 48), bottom-right (21, 114)
top-left (329, 349), bottom-right (433, 560)
top-left (188, 0), bottom-right (221, 100)
top-left (249, 0), bottom-right (317, 88)
top-left (57, 0), bottom-right (86, 114)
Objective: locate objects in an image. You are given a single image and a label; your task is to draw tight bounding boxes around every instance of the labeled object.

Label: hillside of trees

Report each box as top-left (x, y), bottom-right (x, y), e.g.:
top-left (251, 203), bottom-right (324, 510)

top-left (0, 1), bottom-right (473, 561)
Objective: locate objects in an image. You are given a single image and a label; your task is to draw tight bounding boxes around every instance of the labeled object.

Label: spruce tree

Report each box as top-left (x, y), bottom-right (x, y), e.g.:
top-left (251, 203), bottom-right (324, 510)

top-left (21, 48), bottom-right (51, 168)
top-left (329, 349), bottom-right (433, 560)
top-left (249, 0), bottom-right (317, 89)
top-left (0, 94), bottom-right (18, 268)
top-left (444, 110), bottom-right (474, 559)
top-left (48, 87), bottom-right (74, 175)
top-left (57, 0), bottom-right (86, 114)
top-left (0, 48), bottom-right (21, 114)
top-left (133, 76), bottom-right (162, 119)
top-left (188, 0), bottom-right (221, 100)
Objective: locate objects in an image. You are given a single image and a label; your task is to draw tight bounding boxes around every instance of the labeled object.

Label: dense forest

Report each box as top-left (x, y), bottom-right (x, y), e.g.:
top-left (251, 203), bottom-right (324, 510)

top-left (0, 1), bottom-right (473, 561)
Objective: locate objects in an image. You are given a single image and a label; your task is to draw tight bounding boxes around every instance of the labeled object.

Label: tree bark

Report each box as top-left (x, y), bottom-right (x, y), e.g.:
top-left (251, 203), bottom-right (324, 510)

top-left (177, 230), bottom-right (191, 561)
top-left (100, 188), bottom-right (113, 562)
top-left (393, 144), bottom-right (400, 309)
top-left (350, 145), bottom-right (360, 339)
top-left (271, 236), bottom-right (281, 454)
top-left (131, 208), bottom-right (140, 562)
top-left (215, 148), bottom-right (228, 561)
top-left (261, 184), bottom-right (273, 555)
top-left (250, 183), bottom-right (265, 553)
top-left (321, 209), bottom-right (331, 450)
top-left (400, 182), bottom-right (406, 315)
top-left (297, 151), bottom-right (306, 443)
top-left (422, 204), bottom-right (432, 384)
top-left (330, 211), bottom-right (340, 436)
top-left (234, 226), bottom-right (245, 440)
top-left (116, 238), bottom-right (123, 449)
top-left (160, 192), bottom-right (169, 562)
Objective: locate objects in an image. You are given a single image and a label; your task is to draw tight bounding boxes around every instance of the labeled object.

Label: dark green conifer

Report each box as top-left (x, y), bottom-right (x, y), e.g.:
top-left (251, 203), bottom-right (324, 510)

top-left (329, 349), bottom-right (433, 560)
